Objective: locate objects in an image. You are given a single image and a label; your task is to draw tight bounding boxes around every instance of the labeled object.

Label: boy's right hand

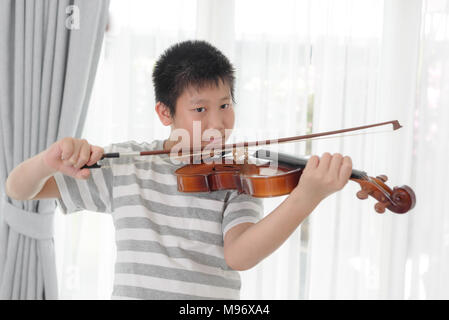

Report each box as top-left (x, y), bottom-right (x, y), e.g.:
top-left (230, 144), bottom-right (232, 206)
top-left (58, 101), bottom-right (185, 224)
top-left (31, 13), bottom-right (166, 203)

top-left (42, 137), bottom-right (104, 180)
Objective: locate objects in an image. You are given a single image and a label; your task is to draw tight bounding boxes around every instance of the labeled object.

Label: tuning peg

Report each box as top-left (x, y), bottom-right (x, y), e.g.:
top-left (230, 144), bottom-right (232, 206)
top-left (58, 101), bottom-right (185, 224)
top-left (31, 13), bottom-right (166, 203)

top-left (376, 175), bottom-right (388, 182)
top-left (356, 190), bottom-right (369, 200)
top-left (375, 202), bottom-right (386, 214)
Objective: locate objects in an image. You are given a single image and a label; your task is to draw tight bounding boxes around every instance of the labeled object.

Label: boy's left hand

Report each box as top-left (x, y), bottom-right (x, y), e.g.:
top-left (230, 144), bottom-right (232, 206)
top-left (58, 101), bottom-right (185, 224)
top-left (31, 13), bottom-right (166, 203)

top-left (291, 152), bottom-right (353, 204)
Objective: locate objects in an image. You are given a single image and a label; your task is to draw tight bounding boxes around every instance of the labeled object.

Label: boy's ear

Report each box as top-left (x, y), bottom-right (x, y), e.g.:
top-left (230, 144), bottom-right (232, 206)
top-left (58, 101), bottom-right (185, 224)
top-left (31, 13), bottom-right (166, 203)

top-left (155, 102), bottom-right (173, 126)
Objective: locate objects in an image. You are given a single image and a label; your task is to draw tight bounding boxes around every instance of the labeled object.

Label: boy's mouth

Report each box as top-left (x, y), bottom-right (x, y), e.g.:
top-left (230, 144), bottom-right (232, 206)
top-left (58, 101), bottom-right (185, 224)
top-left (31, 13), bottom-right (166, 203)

top-left (201, 137), bottom-right (224, 146)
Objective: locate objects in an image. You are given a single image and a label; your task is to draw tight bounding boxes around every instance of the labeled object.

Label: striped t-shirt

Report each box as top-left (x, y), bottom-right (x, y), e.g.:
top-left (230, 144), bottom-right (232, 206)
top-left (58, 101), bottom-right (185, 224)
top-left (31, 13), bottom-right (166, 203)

top-left (54, 139), bottom-right (264, 300)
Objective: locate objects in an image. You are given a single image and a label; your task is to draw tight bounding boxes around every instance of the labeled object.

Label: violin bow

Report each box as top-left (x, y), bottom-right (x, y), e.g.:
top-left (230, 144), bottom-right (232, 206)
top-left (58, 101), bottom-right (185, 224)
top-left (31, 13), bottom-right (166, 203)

top-left (82, 120), bottom-right (402, 169)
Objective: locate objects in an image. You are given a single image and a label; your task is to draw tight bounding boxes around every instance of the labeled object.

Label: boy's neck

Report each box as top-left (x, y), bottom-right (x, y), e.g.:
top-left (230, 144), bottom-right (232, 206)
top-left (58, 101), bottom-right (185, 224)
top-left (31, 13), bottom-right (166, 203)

top-left (162, 139), bottom-right (170, 150)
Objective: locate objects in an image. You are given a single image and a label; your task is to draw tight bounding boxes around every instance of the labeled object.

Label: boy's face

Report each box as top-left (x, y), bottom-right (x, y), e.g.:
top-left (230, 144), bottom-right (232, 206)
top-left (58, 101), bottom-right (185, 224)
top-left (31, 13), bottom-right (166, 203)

top-left (157, 80), bottom-right (235, 149)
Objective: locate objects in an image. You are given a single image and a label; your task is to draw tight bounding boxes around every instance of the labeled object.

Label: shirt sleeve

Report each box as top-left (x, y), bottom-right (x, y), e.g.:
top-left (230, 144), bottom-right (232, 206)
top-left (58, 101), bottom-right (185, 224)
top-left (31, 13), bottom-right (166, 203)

top-left (222, 191), bottom-right (264, 239)
top-left (54, 144), bottom-right (114, 214)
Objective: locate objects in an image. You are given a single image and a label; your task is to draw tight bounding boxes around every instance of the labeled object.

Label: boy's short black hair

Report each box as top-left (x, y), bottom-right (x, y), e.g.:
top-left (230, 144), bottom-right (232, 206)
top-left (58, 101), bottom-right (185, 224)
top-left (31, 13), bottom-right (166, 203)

top-left (152, 40), bottom-right (235, 117)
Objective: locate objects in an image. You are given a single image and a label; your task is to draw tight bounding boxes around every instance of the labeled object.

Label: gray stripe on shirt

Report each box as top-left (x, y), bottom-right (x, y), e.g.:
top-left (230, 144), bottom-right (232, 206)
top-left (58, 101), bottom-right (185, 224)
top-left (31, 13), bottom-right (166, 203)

top-left (115, 262), bottom-right (240, 289)
top-left (113, 174), bottom-right (229, 201)
top-left (112, 285), bottom-right (225, 300)
top-left (113, 141), bottom-right (152, 151)
top-left (134, 160), bottom-right (179, 174)
top-left (114, 195), bottom-right (224, 223)
top-left (115, 217), bottom-right (224, 246)
top-left (62, 174), bottom-right (85, 210)
top-left (86, 173), bottom-right (107, 212)
top-left (116, 239), bottom-right (231, 270)
top-left (223, 209), bottom-right (260, 228)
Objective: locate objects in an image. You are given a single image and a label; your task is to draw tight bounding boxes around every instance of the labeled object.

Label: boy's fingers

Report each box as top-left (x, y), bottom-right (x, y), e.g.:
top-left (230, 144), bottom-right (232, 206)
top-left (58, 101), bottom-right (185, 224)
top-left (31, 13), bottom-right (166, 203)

top-left (338, 156), bottom-right (353, 185)
top-left (86, 146), bottom-right (104, 166)
top-left (75, 142), bottom-right (91, 168)
top-left (68, 140), bottom-right (82, 165)
top-left (75, 168), bottom-right (90, 180)
top-left (328, 153), bottom-right (343, 180)
top-left (317, 152), bottom-right (331, 173)
top-left (304, 155), bottom-right (319, 171)
top-left (61, 138), bottom-right (75, 162)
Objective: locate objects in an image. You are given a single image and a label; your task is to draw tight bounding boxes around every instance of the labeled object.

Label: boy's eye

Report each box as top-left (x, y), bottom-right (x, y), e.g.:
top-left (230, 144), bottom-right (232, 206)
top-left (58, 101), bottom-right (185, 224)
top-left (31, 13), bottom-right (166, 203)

top-left (220, 104), bottom-right (230, 109)
top-left (195, 107), bottom-right (206, 113)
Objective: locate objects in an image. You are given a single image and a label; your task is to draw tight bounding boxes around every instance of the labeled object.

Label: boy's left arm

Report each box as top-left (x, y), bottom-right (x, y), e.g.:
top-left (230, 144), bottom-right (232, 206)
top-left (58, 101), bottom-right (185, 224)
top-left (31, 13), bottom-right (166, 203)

top-left (224, 153), bottom-right (352, 271)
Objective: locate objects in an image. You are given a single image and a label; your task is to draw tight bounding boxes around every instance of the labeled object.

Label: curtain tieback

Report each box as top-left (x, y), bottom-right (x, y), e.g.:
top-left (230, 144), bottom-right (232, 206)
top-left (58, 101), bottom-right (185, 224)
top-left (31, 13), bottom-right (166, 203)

top-left (2, 201), bottom-right (54, 240)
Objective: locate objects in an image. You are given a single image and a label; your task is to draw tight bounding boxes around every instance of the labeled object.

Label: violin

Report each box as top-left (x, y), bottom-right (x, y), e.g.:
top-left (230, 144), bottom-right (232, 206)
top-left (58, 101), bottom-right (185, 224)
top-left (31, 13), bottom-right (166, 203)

top-left (175, 150), bottom-right (415, 214)
top-left (81, 120), bottom-right (416, 214)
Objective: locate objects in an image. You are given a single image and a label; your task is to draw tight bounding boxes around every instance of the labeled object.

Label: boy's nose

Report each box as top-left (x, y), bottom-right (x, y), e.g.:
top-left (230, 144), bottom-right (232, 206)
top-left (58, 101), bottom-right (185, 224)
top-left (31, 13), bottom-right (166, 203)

top-left (203, 115), bottom-right (225, 141)
top-left (204, 111), bottom-right (225, 132)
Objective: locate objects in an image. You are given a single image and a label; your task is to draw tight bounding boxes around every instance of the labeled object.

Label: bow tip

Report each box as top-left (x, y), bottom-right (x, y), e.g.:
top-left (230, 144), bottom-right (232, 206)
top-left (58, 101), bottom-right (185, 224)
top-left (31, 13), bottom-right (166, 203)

top-left (392, 120), bottom-right (402, 130)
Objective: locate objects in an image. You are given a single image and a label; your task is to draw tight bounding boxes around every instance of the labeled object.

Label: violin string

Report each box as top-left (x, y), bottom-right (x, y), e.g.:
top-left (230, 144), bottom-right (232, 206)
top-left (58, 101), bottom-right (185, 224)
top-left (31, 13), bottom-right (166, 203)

top-left (360, 172), bottom-right (397, 206)
top-left (93, 149), bottom-right (231, 169)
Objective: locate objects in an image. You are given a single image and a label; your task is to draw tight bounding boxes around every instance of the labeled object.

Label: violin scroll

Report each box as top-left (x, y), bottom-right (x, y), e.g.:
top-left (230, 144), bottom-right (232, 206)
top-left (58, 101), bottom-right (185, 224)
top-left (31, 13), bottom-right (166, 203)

top-left (353, 175), bottom-right (416, 214)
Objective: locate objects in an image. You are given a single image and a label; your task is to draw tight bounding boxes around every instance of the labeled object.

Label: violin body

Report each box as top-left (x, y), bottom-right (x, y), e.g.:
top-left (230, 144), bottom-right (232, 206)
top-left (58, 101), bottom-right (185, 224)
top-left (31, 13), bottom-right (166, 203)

top-left (175, 162), bottom-right (303, 198)
top-left (174, 150), bottom-right (416, 214)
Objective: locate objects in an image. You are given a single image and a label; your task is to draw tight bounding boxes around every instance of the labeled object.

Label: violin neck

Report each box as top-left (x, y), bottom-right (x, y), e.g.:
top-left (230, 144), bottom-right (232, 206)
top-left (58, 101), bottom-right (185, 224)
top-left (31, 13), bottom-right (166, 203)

top-left (253, 150), bottom-right (367, 179)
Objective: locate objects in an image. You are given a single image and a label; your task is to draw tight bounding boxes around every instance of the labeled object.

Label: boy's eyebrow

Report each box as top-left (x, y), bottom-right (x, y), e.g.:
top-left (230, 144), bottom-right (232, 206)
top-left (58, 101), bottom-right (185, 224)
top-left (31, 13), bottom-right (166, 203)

top-left (190, 98), bottom-right (209, 105)
top-left (190, 96), bottom-right (231, 105)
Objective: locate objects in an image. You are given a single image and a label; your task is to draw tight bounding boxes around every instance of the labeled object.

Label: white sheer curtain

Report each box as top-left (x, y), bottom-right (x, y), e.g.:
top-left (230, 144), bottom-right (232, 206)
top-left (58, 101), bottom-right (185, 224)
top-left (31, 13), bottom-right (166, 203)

top-left (306, 0), bottom-right (421, 299)
top-left (54, 0), bottom-right (448, 299)
top-left (408, 0), bottom-right (449, 299)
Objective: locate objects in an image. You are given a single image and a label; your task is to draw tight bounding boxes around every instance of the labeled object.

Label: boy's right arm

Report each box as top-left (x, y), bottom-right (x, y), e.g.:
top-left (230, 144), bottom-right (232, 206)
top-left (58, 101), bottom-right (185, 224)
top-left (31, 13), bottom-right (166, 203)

top-left (5, 137), bottom-right (104, 201)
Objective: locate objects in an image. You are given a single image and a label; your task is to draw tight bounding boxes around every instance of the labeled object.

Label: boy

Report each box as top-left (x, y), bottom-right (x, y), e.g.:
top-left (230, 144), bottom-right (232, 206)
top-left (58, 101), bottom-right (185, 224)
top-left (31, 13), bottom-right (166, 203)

top-left (5, 40), bottom-right (352, 299)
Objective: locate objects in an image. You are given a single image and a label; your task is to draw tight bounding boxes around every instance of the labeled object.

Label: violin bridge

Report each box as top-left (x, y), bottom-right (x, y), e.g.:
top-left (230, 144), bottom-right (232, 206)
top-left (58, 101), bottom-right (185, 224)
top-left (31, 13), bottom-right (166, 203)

top-left (232, 147), bottom-right (247, 164)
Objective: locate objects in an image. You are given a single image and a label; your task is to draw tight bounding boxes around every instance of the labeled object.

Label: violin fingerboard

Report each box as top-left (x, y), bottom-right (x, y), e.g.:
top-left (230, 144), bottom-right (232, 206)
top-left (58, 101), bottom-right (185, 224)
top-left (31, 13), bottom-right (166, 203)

top-left (253, 149), bottom-right (366, 179)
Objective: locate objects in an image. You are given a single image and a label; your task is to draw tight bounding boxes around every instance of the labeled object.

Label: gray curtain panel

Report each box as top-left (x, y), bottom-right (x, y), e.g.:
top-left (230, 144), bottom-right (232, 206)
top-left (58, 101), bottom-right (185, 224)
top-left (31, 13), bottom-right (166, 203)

top-left (0, 0), bottom-right (110, 299)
